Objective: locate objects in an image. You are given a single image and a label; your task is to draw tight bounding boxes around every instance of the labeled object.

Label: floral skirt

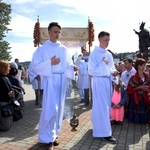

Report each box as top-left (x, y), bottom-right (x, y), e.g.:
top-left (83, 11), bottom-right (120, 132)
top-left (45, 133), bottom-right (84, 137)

top-left (127, 96), bottom-right (150, 123)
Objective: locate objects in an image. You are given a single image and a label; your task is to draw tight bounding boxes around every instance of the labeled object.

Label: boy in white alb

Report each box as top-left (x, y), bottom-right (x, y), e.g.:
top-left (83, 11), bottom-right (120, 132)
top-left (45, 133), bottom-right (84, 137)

top-left (88, 31), bottom-right (117, 144)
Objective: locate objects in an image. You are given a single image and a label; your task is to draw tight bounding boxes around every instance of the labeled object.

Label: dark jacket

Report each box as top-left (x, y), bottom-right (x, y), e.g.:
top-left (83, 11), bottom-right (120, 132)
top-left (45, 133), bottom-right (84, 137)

top-left (0, 74), bottom-right (12, 102)
top-left (7, 75), bottom-right (20, 87)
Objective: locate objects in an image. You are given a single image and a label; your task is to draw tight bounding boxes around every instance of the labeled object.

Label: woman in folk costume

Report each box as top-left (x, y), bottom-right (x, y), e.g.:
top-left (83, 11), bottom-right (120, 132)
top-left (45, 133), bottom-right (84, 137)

top-left (110, 76), bottom-right (126, 124)
top-left (127, 58), bottom-right (150, 124)
top-left (31, 22), bottom-right (78, 150)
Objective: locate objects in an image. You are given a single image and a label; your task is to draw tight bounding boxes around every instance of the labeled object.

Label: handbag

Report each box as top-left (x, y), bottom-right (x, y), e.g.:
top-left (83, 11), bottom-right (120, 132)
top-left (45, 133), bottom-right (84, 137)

top-left (1, 104), bottom-right (14, 118)
top-left (12, 86), bottom-right (25, 107)
top-left (12, 100), bottom-right (23, 121)
top-left (13, 106), bottom-right (23, 121)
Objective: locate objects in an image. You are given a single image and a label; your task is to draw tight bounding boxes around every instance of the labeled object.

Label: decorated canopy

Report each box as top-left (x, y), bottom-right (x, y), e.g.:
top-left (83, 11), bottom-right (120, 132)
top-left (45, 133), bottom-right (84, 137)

top-left (33, 17), bottom-right (94, 52)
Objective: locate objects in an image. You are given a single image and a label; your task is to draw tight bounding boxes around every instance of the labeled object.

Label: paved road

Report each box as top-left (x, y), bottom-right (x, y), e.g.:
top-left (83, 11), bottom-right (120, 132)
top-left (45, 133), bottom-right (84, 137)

top-left (0, 84), bottom-right (150, 150)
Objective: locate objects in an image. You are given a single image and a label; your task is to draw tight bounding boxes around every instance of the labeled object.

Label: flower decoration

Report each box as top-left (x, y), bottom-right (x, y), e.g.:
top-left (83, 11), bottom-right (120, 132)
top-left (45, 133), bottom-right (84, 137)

top-left (33, 17), bottom-right (40, 47)
top-left (88, 19), bottom-right (94, 47)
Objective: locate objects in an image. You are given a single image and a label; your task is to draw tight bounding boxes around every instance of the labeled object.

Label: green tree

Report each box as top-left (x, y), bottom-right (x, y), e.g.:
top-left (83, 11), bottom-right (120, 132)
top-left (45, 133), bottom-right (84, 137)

top-left (0, 0), bottom-right (12, 60)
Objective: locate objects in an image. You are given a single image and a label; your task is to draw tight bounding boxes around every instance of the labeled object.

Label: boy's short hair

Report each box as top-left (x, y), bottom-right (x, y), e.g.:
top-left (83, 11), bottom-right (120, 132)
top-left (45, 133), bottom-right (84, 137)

top-left (48, 22), bottom-right (61, 31)
top-left (123, 57), bottom-right (133, 64)
top-left (98, 31), bottom-right (110, 39)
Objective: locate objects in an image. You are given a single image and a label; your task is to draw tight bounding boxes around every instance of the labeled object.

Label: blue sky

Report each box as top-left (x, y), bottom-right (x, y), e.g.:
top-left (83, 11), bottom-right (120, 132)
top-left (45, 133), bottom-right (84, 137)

top-left (2, 0), bottom-right (150, 62)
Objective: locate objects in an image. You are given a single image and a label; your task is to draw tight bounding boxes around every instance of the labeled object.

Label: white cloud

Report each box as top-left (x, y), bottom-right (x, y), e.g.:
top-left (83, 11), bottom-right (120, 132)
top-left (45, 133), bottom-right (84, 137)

top-left (63, 9), bottom-right (78, 14)
top-left (5, 0), bottom-right (36, 4)
top-left (47, 0), bottom-right (150, 21)
top-left (8, 14), bottom-right (35, 38)
top-left (94, 20), bottom-right (140, 53)
top-left (9, 41), bottom-right (36, 62)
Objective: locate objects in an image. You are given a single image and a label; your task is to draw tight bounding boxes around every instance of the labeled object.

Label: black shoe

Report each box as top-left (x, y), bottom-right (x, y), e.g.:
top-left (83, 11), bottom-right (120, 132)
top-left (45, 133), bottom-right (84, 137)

top-left (102, 136), bottom-right (117, 144)
top-left (46, 142), bottom-right (54, 150)
top-left (54, 137), bottom-right (59, 146)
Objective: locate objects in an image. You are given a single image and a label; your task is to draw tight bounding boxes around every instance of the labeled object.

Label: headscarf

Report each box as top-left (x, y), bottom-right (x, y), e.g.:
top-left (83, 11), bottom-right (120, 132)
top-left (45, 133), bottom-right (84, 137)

top-left (127, 72), bottom-right (150, 104)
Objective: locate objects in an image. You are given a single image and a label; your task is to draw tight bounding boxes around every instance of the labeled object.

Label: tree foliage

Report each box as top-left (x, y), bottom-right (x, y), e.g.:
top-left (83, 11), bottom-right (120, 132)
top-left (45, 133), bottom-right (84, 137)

top-left (0, 0), bottom-right (12, 60)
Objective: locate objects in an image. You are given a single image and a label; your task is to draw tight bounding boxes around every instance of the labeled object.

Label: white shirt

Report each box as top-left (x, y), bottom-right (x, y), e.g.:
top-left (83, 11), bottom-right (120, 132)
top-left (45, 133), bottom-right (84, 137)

top-left (78, 56), bottom-right (89, 89)
top-left (121, 67), bottom-right (136, 87)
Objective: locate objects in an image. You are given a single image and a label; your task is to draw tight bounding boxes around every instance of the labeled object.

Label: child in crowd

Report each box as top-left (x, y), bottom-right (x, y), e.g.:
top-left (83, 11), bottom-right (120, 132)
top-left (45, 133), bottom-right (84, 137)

top-left (110, 77), bottom-right (126, 124)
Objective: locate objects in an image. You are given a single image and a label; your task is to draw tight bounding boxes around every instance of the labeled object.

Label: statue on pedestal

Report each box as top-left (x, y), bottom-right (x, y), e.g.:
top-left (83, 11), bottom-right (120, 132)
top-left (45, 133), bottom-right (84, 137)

top-left (134, 22), bottom-right (150, 61)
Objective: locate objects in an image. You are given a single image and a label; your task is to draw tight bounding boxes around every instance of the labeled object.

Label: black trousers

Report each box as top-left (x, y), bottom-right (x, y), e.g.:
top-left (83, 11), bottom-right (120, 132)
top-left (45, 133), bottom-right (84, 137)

top-left (84, 88), bottom-right (89, 105)
top-left (35, 89), bottom-right (43, 105)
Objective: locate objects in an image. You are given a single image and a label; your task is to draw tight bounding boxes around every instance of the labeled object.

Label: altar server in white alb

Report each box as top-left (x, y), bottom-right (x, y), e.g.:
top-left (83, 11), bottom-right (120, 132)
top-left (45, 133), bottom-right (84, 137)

top-left (88, 31), bottom-right (118, 144)
top-left (31, 22), bottom-right (78, 150)
top-left (77, 50), bottom-right (90, 106)
top-left (28, 62), bottom-right (43, 107)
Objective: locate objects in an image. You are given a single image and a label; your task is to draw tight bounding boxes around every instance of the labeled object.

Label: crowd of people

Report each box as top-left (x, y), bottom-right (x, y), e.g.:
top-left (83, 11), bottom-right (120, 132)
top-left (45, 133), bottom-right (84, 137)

top-left (0, 22), bottom-right (150, 150)
top-left (0, 58), bottom-right (29, 131)
top-left (72, 31), bottom-right (150, 145)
